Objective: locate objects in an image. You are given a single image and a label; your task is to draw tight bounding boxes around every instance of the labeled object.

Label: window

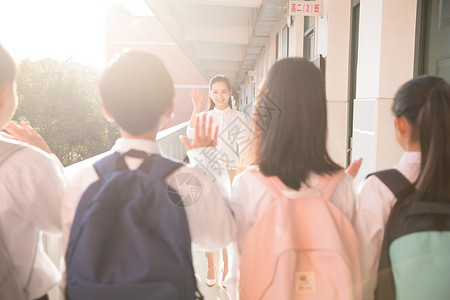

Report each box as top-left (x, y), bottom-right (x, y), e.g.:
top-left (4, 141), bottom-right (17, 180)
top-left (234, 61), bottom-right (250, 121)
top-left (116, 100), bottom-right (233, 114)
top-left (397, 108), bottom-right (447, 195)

top-left (276, 26), bottom-right (289, 60)
top-left (303, 16), bottom-right (316, 60)
top-left (276, 33), bottom-right (279, 60)
top-left (281, 25), bottom-right (289, 58)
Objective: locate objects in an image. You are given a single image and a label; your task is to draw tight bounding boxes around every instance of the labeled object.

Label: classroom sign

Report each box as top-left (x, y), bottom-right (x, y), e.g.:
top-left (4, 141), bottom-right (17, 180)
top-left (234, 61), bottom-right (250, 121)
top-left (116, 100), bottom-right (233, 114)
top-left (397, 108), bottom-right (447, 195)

top-left (289, 1), bottom-right (322, 17)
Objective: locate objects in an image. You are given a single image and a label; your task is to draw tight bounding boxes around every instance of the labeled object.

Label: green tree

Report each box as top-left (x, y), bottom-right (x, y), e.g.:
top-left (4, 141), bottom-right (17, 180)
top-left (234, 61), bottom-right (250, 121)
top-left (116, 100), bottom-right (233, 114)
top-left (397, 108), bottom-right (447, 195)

top-left (14, 58), bottom-right (119, 166)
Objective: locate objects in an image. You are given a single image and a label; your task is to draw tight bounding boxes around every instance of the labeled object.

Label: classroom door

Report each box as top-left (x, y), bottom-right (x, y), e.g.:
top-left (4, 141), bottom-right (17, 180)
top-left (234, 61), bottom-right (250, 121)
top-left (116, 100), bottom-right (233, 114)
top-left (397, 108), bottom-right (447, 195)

top-left (424, 0), bottom-right (450, 81)
top-left (346, 1), bottom-right (360, 167)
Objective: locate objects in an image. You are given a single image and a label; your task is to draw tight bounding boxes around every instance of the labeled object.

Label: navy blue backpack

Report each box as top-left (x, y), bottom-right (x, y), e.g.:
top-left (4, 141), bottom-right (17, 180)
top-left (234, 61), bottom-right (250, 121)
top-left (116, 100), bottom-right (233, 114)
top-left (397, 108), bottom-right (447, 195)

top-left (66, 151), bottom-right (202, 300)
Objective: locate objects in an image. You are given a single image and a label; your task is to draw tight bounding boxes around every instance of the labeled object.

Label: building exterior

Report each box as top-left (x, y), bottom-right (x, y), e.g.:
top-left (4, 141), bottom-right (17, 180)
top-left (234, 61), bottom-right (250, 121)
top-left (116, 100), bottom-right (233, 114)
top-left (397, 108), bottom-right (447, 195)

top-left (147, 0), bottom-right (449, 185)
top-left (105, 8), bottom-right (210, 129)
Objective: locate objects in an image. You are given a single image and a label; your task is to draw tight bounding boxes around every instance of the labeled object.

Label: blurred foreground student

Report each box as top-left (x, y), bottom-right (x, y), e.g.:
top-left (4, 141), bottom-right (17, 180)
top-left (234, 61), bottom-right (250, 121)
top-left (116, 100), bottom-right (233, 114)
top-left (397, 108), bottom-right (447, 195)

top-left (0, 44), bottom-right (65, 300)
top-left (355, 76), bottom-right (450, 300)
top-left (58, 50), bottom-right (235, 300)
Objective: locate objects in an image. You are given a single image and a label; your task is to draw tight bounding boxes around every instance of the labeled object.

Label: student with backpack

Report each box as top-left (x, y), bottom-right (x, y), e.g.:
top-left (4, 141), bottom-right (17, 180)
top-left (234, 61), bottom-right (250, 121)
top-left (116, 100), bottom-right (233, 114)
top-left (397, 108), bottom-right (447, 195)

top-left (0, 45), bottom-right (66, 300)
top-left (355, 75), bottom-right (450, 300)
top-left (60, 50), bottom-right (236, 300)
top-left (230, 57), bottom-right (362, 300)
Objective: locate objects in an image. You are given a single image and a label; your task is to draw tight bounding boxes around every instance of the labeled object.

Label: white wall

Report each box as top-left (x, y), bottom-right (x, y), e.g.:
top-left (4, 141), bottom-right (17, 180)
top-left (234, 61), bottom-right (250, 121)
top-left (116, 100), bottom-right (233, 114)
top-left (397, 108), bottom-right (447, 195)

top-left (243, 0), bottom-right (354, 168)
top-left (352, 0), bottom-right (417, 186)
top-left (238, 0), bottom-right (419, 192)
top-left (294, 16), bottom-right (304, 56)
top-left (324, 0), bottom-right (353, 167)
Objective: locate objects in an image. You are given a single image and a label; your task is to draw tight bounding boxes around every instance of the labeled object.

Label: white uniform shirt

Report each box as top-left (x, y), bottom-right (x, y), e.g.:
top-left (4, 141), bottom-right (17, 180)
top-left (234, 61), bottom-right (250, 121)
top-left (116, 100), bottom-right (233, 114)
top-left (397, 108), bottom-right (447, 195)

top-left (187, 107), bottom-right (248, 169)
top-left (0, 138), bottom-right (65, 299)
top-left (354, 151), bottom-right (421, 300)
top-left (230, 167), bottom-right (357, 252)
top-left (61, 138), bottom-right (236, 259)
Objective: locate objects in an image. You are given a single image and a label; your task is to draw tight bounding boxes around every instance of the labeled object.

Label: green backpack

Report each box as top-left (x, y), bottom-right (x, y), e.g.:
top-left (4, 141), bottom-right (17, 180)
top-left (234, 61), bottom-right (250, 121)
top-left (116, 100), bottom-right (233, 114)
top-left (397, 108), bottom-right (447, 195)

top-left (369, 169), bottom-right (450, 300)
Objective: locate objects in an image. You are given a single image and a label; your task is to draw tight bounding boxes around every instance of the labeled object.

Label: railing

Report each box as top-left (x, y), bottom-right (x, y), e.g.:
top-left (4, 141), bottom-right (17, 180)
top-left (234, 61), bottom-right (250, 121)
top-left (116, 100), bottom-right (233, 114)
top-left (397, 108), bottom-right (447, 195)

top-left (156, 121), bottom-right (189, 160)
top-left (43, 121), bottom-right (189, 300)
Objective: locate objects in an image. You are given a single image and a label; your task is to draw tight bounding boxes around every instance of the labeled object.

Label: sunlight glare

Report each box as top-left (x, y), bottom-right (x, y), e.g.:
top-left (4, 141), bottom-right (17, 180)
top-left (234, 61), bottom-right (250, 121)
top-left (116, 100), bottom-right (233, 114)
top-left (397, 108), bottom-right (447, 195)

top-left (0, 0), bottom-right (107, 67)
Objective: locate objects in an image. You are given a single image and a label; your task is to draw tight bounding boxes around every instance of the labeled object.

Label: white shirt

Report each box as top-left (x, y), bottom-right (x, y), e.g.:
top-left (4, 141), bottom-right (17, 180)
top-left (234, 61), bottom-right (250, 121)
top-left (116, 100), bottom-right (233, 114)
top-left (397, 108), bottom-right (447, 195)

top-left (61, 138), bottom-right (236, 261)
top-left (354, 151), bottom-right (421, 300)
top-left (187, 107), bottom-right (248, 168)
top-left (230, 167), bottom-right (357, 253)
top-left (0, 138), bottom-right (65, 299)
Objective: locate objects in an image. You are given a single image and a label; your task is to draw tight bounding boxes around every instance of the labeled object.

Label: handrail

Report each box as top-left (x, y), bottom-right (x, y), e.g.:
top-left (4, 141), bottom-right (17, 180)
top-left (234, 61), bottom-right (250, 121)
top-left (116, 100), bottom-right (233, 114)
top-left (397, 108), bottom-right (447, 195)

top-left (156, 121), bottom-right (189, 161)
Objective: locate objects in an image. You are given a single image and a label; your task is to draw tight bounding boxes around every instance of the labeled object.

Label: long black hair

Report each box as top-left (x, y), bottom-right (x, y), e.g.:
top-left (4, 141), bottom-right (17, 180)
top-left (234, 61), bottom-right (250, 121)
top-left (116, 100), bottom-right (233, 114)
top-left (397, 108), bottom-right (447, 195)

top-left (250, 57), bottom-right (341, 190)
top-left (392, 75), bottom-right (450, 202)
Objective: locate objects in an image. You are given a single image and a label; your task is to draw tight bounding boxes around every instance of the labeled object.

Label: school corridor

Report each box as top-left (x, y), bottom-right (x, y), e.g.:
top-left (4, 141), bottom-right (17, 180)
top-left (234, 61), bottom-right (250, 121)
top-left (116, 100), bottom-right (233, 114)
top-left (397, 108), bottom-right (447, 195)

top-left (35, 0), bottom-right (449, 299)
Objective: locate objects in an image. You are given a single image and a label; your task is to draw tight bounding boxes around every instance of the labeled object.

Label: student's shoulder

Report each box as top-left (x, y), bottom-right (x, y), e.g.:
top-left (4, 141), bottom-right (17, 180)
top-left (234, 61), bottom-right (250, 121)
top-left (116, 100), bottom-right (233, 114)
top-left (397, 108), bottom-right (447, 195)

top-left (337, 172), bottom-right (354, 189)
top-left (64, 151), bottom-right (112, 180)
top-left (230, 109), bottom-right (245, 118)
top-left (173, 160), bottom-right (210, 179)
top-left (0, 138), bottom-right (58, 168)
top-left (232, 166), bottom-right (260, 187)
top-left (329, 171), bottom-right (355, 200)
top-left (357, 171), bottom-right (395, 202)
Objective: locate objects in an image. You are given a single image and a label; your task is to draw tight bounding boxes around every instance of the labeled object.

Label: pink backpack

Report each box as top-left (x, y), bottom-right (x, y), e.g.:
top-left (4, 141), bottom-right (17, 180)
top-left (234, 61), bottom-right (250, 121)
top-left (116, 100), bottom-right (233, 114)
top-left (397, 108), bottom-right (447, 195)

top-left (239, 169), bottom-right (361, 300)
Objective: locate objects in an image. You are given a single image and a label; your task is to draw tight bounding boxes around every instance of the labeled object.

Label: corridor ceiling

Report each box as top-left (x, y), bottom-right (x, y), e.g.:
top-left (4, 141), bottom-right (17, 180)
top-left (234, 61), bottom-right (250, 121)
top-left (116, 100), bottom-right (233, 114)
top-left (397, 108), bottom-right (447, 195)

top-left (145, 0), bottom-right (288, 90)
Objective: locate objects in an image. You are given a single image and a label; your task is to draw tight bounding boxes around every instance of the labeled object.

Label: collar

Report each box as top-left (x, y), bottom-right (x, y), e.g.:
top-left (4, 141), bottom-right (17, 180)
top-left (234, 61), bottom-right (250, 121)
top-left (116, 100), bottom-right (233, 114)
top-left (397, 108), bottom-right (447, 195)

top-left (213, 107), bottom-right (231, 114)
top-left (398, 151), bottom-right (421, 165)
top-left (111, 138), bottom-right (161, 155)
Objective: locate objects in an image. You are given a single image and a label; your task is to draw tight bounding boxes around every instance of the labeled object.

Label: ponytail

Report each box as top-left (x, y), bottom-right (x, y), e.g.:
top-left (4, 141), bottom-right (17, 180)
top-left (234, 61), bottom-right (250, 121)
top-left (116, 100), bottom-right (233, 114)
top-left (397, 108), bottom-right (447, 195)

top-left (415, 79), bottom-right (450, 202)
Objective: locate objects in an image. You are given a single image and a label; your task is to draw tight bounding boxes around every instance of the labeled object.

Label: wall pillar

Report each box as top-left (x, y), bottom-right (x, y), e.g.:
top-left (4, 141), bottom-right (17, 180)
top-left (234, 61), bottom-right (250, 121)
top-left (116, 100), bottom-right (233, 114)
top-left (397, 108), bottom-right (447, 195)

top-left (325, 0), bottom-right (352, 166)
top-left (352, 0), bottom-right (417, 185)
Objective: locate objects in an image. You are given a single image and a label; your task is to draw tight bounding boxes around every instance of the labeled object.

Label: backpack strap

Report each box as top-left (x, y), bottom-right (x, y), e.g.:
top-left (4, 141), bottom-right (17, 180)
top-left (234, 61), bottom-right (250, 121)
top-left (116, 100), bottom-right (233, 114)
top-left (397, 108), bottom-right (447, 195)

top-left (93, 152), bottom-right (126, 177)
top-left (94, 151), bottom-right (183, 180)
top-left (249, 168), bottom-right (285, 199)
top-left (407, 201), bottom-right (450, 217)
top-left (367, 169), bottom-right (415, 201)
top-left (373, 169), bottom-right (415, 300)
top-left (250, 168), bottom-right (344, 201)
top-left (146, 155), bottom-right (184, 180)
top-left (316, 170), bottom-right (345, 201)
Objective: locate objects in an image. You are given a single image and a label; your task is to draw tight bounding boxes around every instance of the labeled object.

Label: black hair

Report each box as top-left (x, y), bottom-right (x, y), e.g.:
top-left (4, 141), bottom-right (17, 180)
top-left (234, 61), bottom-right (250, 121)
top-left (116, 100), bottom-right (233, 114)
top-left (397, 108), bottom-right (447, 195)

top-left (250, 57), bottom-right (341, 190)
top-left (393, 75), bottom-right (450, 202)
top-left (98, 50), bottom-right (174, 135)
top-left (208, 74), bottom-right (232, 110)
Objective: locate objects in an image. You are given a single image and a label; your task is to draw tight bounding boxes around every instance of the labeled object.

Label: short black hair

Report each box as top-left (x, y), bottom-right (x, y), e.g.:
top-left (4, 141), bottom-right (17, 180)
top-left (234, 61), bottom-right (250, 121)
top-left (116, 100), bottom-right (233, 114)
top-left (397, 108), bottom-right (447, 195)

top-left (99, 50), bottom-right (174, 135)
top-left (0, 44), bottom-right (17, 86)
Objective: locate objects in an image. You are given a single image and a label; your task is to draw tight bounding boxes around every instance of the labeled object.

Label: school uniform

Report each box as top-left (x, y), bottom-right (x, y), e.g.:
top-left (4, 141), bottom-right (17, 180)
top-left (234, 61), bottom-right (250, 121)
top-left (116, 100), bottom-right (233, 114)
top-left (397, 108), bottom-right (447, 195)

top-left (187, 107), bottom-right (248, 297)
top-left (231, 166), bottom-right (357, 253)
top-left (354, 151), bottom-right (421, 300)
top-left (0, 138), bottom-right (65, 300)
top-left (228, 166), bottom-right (357, 299)
top-left (61, 138), bottom-right (236, 272)
top-left (187, 107), bottom-right (248, 170)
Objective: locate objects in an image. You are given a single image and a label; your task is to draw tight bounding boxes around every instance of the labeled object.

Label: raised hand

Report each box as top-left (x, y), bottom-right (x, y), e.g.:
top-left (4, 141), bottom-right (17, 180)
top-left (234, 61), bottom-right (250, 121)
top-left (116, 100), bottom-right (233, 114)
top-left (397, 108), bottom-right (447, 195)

top-left (1, 121), bottom-right (52, 154)
top-left (190, 87), bottom-right (204, 112)
top-left (180, 113), bottom-right (218, 151)
top-left (345, 158), bottom-right (363, 178)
